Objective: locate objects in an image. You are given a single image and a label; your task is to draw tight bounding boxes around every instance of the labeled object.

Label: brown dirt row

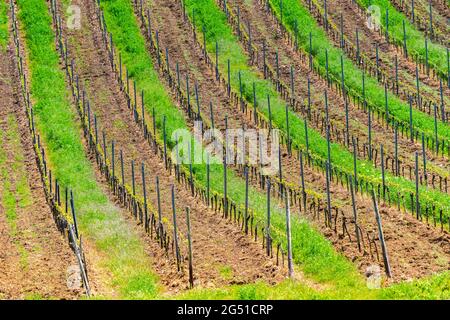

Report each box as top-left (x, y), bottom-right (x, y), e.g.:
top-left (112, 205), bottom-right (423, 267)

top-left (0, 40), bottom-right (79, 299)
top-left (221, 1), bottom-right (449, 189)
top-left (314, 0), bottom-right (449, 109)
top-left (144, 0), bottom-right (449, 283)
top-left (58, 0), bottom-right (286, 293)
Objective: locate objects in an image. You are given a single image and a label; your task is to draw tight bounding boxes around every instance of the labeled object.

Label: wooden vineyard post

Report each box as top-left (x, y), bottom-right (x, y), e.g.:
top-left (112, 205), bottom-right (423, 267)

top-left (266, 179), bottom-right (271, 257)
top-left (402, 20), bottom-right (408, 58)
top-left (371, 191), bottom-right (392, 278)
top-left (299, 151), bottom-right (306, 212)
top-left (156, 176), bottom-right (163, 245)
top-left (415, 64), bottom-right (420, 109)
top-left (239, 71), bottom-right (243, 111)
top-left (294, 19), bottom-right (298, 50)
top-left (223, 117), bottom-right (228, 218)
top-left (307, 76), bottom-right (311, 119)
top-left (325, 110), bottom-right (331, 174)
top-left (415, 152), bottom-right (420, 220)
top-left (433, 104), bottom-right (438, 155)
top-left (376, 45), bottom-right (380, 81)
top-left (275, 51), bottom-right (279, 88)
top-left (216, 41), bottom-right (219, 81)
top-left (195, 81), bottom-right (200, 119)
top-left (285, 104), bottom-right (291, 155)
top-left (102, 131), bottom-right (107, 165)
top-left (94, 114), bottom-right (98, 145)
top-left (447, 48), bottom-right (449, 89)
top-left (188, 139), bottom-right (194, 196)
top-left (304, 120), bottom-right (309, 164)
top-left (352, 137), bottom-right (358, 191)
top-left (171, 185), bottom-right (180, 271)
top-left (120, 149), bottom-right (125, 186)
top-left (173, 132), bottom-right (179, 181)
top-left (368, 105), bottom-right (372, 161)
top-left (131, 160), bottom-right (136, 217)
top-left (425, 38), bottom-right (429, 76)
top-left (263, 40), bottom-right (267, 78)
top-left (409, 96), bottom-right (414, 142)
top-left (278, 141), bottom-right (283, 197)
top-left (385, 9), bottom-right (389, 43)
top-left (285, 191), bottom-right (293, 278)
top-left (163, 116), bottom-right (168, 169)
top-left (209, 102), bottom-right (215, 130)
top-left (142, 163), bottom-right (148, 231)
top-left (111, 140), bottom-right (115, 186)
top-left (248, 20), bottom-right (252, 55)
top-left (290, 65), bottom-right (294, 100)
top-left (349, 175), bottom-right (361, 252)
top-left (176, 62), bottom-right (181, 89)
top-left (186, 74), bottom-right (191, 116)
top-left (439, 80), bottom-right (445, 122)
top-left (267, 95), bottom-right (272, 133)
top-left (186, 207), bottom-right (194, 288)
top-left (381, 144), bottom-right (385, 200)
top-left (394, 124), bottom-right (399, 176)
top-left (308, 32), bottom-right (312, 71)
top-left (152, 107), bottom-right (156, 150)
top-left (362, 67), bottom-right (366, 108)
top-left (411, 0), bottom-right (415, 23)
top-left (384, 83), bottom-right (389, 127)
top-left (244, 166), bottom-right (249, 234)
top-left (227, 59), bottom-right (231, 96)
top-left (395, 55), bottom-right (399, 95)
top-left (141, 90), bottom-right (145, 131)
top-left (206, 154), bottom-right (210, 207)
top-left (421, 133), bottom-right (427, 185)
top-left (356, 28), bottom-right (360, 63)
top-left (341, 55), bottom-right (349, 145)
top-left (325, 162), bottom-right (332, 228)
top-left (70, 190), bottom-right (79, 239)
top-left (250, 82), bottom-right (257, 124)
top-left (202, 26), bottom-right (206, 59)
top-left (428, 0), bottom-right (433, 37)
top-left (65, 187), bottom-right (68, 213)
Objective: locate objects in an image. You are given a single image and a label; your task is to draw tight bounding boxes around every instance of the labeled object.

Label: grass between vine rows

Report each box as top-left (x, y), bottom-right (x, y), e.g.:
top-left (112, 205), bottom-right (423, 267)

top-left (100, 0), bottom-right (370, 296)
top-left (100, 0), bottom-right (450, 299)
top-left (15, 0), bottom-right (159, 299)
top-left (267, 0), bottom-right (449, 144)
top-left (356, 0), bottom-right (448, 79)
top-left (182, 0), bottom-right (449, 220)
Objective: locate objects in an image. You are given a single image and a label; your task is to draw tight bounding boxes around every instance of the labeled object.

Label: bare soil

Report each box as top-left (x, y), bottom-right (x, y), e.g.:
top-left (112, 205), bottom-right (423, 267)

top-left (235, 0), bottom-right (450, 186)
top-left (0, 41), bottom-right (79, 300)
top-left (58, 0), bottom-right (286, 293)
top-left (145, 0), bottom-right (450, 283)
top-left (319, 0), bottom-right (448, 104)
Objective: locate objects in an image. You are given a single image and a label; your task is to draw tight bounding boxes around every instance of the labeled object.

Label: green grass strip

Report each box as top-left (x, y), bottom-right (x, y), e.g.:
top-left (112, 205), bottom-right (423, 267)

top-left (0, 121), bottom-right (17, 230)
top-left (0, 0), bottom-right (8, 49)
top-left (175, 271), bottom-right (450, 299)
top-left (100, 0), bottom-right (368, 293)
top-left (356, 0), bottom-right (448, 80)
top-left (16, 0), bottom-right (158, 299)
top-left (267, 0), bottom-right (449, 143)
top-left (182, 0), bottom-right (449, 218)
